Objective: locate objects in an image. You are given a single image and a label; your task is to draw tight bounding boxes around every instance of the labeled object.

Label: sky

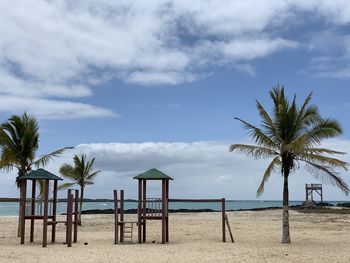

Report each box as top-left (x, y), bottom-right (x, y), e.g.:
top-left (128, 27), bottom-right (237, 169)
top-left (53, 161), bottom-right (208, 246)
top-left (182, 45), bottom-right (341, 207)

top-left (2, 0), bottom-right (350, 200)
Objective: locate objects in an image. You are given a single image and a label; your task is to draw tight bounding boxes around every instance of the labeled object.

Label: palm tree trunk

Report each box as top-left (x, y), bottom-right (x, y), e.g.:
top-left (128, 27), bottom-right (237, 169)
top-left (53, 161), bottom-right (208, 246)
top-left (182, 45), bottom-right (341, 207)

top-left (282, 172), bottom-right (291, 243)
top-left (79, 187), bottom-right (84, 226)
top-left (17, 183), bottom-right (24, 237)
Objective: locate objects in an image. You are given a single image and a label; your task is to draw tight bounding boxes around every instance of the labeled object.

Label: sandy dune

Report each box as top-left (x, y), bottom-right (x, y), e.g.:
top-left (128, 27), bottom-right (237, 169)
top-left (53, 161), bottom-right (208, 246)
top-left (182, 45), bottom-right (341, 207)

top-left (1, 210), bottom-right (350, 263)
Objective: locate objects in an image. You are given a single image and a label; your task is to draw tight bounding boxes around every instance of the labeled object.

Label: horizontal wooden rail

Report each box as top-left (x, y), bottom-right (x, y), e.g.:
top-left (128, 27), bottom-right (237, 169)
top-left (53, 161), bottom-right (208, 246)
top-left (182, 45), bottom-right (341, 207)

top-left (0, 198), bottom-right (19, 202)
top-left (169, 199), bottom-right (223, 203)
top-left (24, 215), bottom-right (55, 220)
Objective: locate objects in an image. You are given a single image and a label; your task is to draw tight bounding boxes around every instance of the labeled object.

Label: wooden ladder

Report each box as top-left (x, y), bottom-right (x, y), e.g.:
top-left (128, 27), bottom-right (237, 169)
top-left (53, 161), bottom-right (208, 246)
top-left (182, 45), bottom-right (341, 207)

top-left (122, 222), bottom-right (134, 244)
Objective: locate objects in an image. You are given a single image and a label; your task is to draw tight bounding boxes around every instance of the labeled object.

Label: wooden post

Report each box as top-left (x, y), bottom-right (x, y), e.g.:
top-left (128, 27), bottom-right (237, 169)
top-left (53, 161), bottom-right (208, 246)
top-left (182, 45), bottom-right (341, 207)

top-left (165, 179), bottom-right (169, 242)
top-left (222, 198), bottom-right (226, 242)
top-left (73, 189), bottom-right (79, 243)
top-left (42, 180), bottom-right (49, 247)
top-left (20, 180), bottom-right (27, 245)
top-left (142, 180), bottom-right (147, 242)
top-left (113, 190), bottom-right (118, 244)
top-left (224, 214), bottom-right (234, 243)
top-left (138, 179), bottom-right (142, 243)
top-left (305, 184), bottom-right (308, 201)
top-left (30, 179), bottom-right (36, 242)
top-left (66, 190), bottom-right (73, 247)
top-left (120, 190), bottom-right (124, 243)
top-left (51, 180), bottom-right (57, 243)
top-left (161, 179), bottom-right (166, 244)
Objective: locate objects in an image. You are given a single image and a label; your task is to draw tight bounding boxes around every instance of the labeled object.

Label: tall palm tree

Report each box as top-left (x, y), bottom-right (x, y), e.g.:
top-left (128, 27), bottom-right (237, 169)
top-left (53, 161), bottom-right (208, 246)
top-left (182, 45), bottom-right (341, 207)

top-left (59, 154), bottom-right (101, 225)
top-left (0, 112), bottom-right (72, 236)
top-left (230, 87), bottom-right (349, 244)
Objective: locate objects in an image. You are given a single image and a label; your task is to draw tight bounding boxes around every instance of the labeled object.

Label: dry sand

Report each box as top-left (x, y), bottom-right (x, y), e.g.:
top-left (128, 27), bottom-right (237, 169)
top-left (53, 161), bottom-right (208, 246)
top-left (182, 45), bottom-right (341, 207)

top-left (1, 210), bottom-right (350, 263)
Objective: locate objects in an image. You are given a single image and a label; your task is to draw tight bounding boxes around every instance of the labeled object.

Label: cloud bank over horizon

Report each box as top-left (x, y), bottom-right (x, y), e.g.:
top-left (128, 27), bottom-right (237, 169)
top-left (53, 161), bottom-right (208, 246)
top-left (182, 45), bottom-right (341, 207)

top-left (2, 139), bottom-right (350, 201)
top-left (1, 1), bottom-right (350, 118)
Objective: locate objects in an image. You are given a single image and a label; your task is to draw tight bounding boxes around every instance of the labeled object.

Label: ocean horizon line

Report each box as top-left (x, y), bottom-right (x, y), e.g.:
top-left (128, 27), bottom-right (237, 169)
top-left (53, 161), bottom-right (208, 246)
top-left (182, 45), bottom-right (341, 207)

top-left (1, 197), bottom-right (349, 203)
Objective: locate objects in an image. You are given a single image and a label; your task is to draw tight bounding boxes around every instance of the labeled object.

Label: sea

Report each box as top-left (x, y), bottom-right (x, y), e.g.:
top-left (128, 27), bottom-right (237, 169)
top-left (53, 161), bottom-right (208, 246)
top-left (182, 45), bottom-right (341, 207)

top-left (0, 200), bottom-right (346, 216)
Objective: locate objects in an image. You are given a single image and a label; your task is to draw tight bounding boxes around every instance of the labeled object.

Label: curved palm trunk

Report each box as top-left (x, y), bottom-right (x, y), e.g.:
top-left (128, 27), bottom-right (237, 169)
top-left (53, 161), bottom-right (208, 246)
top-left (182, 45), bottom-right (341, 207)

top-left (79, 187), bottom-right (84, 226)
top-left (282, 172), bottom-right (291, 243)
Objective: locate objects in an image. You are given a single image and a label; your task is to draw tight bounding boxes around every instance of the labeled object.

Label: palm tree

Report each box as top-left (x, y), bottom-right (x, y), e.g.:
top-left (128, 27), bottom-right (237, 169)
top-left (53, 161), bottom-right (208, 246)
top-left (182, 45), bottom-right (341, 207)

top-left (230, 87), bottom-right (349, 244)
top-left (0, 112), bottom-right (72, 236)
top-left (59, 154), bottom-right (101, 225)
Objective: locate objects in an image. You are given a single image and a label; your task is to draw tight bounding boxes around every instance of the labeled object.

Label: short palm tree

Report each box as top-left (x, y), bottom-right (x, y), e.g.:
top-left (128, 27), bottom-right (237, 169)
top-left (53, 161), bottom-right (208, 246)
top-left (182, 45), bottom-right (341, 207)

top-left (0, 112), bottom-right (72, 236)
top-left (59, 154), bottom-right (101, 225)
top-left (230, 87), bottom-right (349, 243)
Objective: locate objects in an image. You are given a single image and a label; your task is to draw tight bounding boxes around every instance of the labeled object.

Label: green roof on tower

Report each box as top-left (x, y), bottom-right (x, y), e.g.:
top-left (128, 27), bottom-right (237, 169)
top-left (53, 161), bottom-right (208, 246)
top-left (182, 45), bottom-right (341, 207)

top-left (133, 168), bottom-right (173, 180)
top-left (17, 169), bottom-right (63, 181)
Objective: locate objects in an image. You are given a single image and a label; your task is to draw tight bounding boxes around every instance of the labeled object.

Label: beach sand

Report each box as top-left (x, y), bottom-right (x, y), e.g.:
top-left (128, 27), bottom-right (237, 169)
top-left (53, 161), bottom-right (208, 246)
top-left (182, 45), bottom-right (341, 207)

top-left (0, 210), bottom-right (350, 263)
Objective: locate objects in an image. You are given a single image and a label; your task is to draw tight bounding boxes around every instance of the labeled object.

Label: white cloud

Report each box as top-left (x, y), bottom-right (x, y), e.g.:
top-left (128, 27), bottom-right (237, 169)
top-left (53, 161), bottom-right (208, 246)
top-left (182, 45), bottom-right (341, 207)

top-left (292, 0), bottom-right (350, 25)
top-left (1, 0), bottom-right (350, 117)
top-left (301, 15), bottom-right (350, 79)
top-left (0, 69), bottom-right (92, 98)
top-left (2, 1), bottom-right (350, 84)
top-left (192, 38), bottom-right (297, 65)
top-left (0, 96), bottom-right (117, 120)
top-left (172, 0), bottom-right (292, 36)
top-left (313, 68), bottom-right (350, 79)
top-left (219, 38), bottom-right (298, 60)
top-left (305, 38), bottom-right (350, 79)
top-left (0, 67), bottom-right (115, 118)
top-left (234, 64), bottom-right (256, 77)
top-left (125, 71), bottom-right (198, 86)
top-left (2, 139), bottom-right (349, 201)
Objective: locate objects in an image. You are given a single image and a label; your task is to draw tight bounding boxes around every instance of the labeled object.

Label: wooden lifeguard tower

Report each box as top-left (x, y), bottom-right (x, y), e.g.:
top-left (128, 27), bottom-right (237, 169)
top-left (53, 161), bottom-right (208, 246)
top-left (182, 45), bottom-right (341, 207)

top-left (18, 169), bottom-right (79, 247)
top-left (305, 183), bottom-right (323, 202)
top-left (134, 168), bottom-right (172, 244)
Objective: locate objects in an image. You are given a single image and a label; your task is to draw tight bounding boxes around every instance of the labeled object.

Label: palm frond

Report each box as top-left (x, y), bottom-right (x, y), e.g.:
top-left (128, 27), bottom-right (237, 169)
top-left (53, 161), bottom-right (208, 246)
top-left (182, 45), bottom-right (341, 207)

top-left (299, 153), bottom-right (348, 170)
top-left (33, 147), bottom-right (74, 168)
top-left (298, 92), bottom-right (312, 118)
top-left (305, 148), bottom-right (345, 155)
top-left (257, 156), bottom-right (281, 196)
top-left (229, 144), bottom-right (278, 159)
top-left (57, 182), bottom-right (76, 190)
top-left (303, 119), bottom-right (342, 147)
top-left (85, 170), bottom-right (101, 181)
top-left (59, 164), bottom-right (77, 180)
top-left (301, 160), bottom-right (349, 195)
top-left (0, 113), bottom-right (39, 178)
top-left (0, 163), bottom-right (15, 173)
top-left (234, 117), bottom-right (278, 149)
top-left (296, 92), bottom-right (321, 127)
top-left (299, 106), bottom-right (321, 127)
top-left (84, 157), bottom-right (95, 178)
top-left (256, 100), bottom-right (274, 127)
top-left (0, 128), bottom-right (16, 150)
top-left (286, 119), bottom-right (343, 153)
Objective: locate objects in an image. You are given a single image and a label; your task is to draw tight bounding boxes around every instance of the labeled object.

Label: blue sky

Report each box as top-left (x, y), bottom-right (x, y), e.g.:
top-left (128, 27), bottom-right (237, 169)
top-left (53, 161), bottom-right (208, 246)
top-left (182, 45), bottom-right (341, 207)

top-left (1, 1), bottom-right (350, 200)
